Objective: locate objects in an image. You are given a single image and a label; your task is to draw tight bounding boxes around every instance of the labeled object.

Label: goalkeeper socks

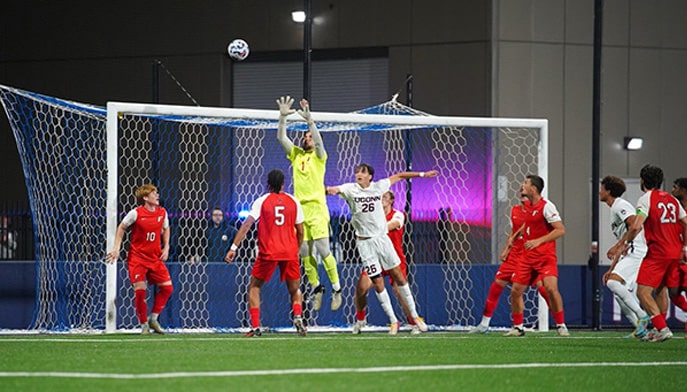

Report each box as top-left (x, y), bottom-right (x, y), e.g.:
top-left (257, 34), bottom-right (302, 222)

top-left (249, 307), bottom-right (260, 329)
top-left (322, 254), bottom-right (340, 287)
top-left (152, 284), bottom-right (173, 314)
top-left (484, 282), bottom-right (505, 317)
top-left (292, 303), bottom-right (303, 317)
top-left (375, 289), bottom-right (398, 324)
top-left (396, 284), bottom-right (419, 319)
top-left (134, 289), bottom-right (147, 323)
top-left (302, 256), bottom-right (319, 287)
top-left (670, 292), bottom-right (687, 311)
top-left (536, 285), bottom-right (552, 309)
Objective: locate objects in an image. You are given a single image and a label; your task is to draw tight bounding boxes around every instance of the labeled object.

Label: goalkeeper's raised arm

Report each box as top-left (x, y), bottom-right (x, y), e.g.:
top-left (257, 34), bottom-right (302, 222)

top-left (297, 98), bottom-right (326, 159)
top-left (276, 96), bottom-right (296, 153)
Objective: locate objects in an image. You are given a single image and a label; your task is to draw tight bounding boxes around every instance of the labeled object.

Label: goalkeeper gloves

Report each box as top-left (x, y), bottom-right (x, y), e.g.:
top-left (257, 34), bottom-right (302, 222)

top-left (277, 96), bottom-right (295, 118)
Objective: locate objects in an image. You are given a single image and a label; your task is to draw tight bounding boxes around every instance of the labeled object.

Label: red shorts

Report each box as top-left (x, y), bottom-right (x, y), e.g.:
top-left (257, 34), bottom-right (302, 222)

top-left (494, 260), bottom-right (516, 283)
top-left (512, 253), bottom-right (558, 286)
top-left (252, 257), bottom-right (300, 282)
top-left (665, 260), bottom-right (687, 289)
top-left (127, 260), bottom-right (171, 285)
top-left (636, 257), bottom-right (673, 288)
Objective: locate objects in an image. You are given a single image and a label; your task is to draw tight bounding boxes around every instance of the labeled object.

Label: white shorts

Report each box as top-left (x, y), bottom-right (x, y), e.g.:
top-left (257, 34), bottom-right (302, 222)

top-left (612, 248), bottom-right (645, 287)
top-left (356, 235), bottom-right (401, 278)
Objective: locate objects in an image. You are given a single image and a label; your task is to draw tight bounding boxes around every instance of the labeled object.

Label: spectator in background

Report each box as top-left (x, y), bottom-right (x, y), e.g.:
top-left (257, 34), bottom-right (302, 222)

top-left (206, 207), bottom-right (236, 262)
top-left (0, 215), bottom-right (17, 260)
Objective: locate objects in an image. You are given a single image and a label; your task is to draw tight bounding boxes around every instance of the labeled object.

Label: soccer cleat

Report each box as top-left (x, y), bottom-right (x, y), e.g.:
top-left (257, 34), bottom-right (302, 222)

top-left (312, 284), bottom-right (325, 311)
top-left (389, 321), bottom-right (401, 335)
top-left (148, 318), bottom-right (165, 335)
top-left (410, 325), bottom-right (422, 335)
top-left (556, 324), bottom-right (570, 337)
top-left (414, 317), bottom-right (428, 332)
top-left (503, 327), bottom-right (525, 337)
top-left (352, 320), bottom-right (366, 335)
top-left (140, 323), bottom-right (151, 335)
top-left (632, 316), bottom-right (650, 338)
top-left (243, 328), bottom-right (262, 338)
top-left (293, 316), bottom-right (307, 337)
top-left (331, 288), bottom-right (343, 311)
top-left (643, 327), bottom-right (673, 342)
top-left (468, 324), bottom-right (490, 334)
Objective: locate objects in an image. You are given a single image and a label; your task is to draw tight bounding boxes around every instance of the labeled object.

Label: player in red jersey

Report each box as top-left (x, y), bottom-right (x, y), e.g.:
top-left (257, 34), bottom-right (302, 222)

top-left (470, 189), bottom-right (551, 334)
top-left (352, 190), bottom-right (427, 335)
top-left (611, 165), bottom-right (687, 342)
top-left (106, 184), bottom-right (173, 335)
top-left (224, 169), bottom-right (306, 337)
top-left (669, 178), bottom-right (687, 328)
top-left (506, 175), bottom-right (568, 337)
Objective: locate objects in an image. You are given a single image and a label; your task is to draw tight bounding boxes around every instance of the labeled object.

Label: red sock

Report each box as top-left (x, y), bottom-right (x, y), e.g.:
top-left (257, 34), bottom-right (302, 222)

top-left (651, 314), bottom-right (667, 330)
top-left (134, 289), bottom-right (147, 323)
top-left (356, 309), bottom-right (366, 321)
top-left (552, 310), bottom-right (565, 325)
top-left (407, 315), bottom-right (416, 325)
top-left (249, 307), bottom-right (260, 328)
top-left (484, 282), bottom-right (505, 317)
top-left (512, 312), bottom-right (524, 326)
top-left (671, 293), bottom-right (687, 312)
top-left (293, 302), bottom-right (303, 317)
top-left (152, 284), bottom-right (173, 314)
top-left (537, 285), bottom-right (552, 309)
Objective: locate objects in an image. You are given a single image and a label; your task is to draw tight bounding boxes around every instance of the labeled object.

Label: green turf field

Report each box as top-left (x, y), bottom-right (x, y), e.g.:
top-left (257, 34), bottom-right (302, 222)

top-left (1, 330), bottom-right (685, 391)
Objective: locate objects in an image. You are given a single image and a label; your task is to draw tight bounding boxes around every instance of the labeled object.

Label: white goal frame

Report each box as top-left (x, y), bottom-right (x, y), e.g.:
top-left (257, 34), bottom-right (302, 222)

top-left (105, 101), bottom-right (549, 333)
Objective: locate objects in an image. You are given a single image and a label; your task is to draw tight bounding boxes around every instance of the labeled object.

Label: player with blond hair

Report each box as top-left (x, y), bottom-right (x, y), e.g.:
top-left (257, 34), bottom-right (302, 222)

top-left (106, 184), bottom-right (173, 334)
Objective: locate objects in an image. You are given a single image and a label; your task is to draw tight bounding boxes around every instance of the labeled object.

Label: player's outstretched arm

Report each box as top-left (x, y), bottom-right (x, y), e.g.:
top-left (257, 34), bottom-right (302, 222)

top-left (224, 216), bottom-right (255, 263)
top-left (325, 185), bottom-right (341, 196)
top-left (105, 223), bottom-right (128, 263)
top-left (276, 96), bottom-right (296, 153)
top-left (297, 99), bottom-right (326, 159)
top-left (388, 170), bottom-right (439, 185)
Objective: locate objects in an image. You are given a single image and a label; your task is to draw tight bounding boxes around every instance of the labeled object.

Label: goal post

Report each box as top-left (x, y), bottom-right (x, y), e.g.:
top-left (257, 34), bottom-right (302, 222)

top-left (1, 83), bottom-right (549, 333)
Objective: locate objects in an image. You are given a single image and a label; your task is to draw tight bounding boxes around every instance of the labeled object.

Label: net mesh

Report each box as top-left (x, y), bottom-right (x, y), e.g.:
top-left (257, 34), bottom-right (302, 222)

top-left (0, 85), bottom-right (545, 331)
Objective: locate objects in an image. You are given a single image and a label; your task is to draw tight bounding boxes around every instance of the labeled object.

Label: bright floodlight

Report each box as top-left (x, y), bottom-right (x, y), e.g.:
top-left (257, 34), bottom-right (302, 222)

top-left (291, 11), bottom-right (306, 22)
top-left (623, 137), bottom-right (643, 151)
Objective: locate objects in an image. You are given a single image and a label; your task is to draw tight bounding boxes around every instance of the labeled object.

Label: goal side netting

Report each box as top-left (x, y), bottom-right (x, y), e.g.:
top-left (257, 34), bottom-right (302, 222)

top-left (0, 84), bottom-right (547, 332)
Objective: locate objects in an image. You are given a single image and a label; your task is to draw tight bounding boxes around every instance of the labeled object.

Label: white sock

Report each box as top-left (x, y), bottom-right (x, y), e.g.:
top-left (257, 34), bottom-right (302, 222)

top-left (607, 279), bottom-right (648, 322)
top-left (375, 289), bottom-right (398, 324)
top-left (332, 282), bottom-right (341, 291)
top-left (480, 316), bottom-right (492, 327)
top-left (396, 284), bottom-right (419, 318)
top-left (150, 313), bottom-right (159, 321)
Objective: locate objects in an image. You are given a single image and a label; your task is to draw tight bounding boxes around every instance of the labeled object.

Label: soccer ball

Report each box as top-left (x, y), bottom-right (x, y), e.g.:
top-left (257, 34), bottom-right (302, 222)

top-left (227, 39), bottom-right (250, 61)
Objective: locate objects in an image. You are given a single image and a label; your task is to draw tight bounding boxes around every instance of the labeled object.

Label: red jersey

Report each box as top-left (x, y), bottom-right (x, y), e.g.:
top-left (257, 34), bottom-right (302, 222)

top-left (249, 192), bottom-right (304, 261)
top-left (386, 208), bottom-right (406, 265)
top-left (122, 205), bottom-right (169, 264)
top-left (506, 204), bottom-right (527, 263)
top-left (636, 190), bottom-right (686, 260)
top-left (523, 198), bottom-right (561, 258)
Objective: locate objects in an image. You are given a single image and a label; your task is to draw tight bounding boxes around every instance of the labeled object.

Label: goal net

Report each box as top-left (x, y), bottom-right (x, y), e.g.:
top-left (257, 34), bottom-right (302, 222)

top-left (0, 84), bottom-right (547, 332)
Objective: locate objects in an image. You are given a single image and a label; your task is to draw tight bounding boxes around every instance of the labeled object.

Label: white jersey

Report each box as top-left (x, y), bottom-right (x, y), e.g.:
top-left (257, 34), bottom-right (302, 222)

top-left (609, 197), bottom-right (647, 256)
top-left (337, 178), bottom-right (391, 238)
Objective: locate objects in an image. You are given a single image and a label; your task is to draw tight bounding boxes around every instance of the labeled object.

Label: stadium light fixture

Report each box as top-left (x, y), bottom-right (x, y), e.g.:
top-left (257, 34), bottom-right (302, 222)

top-left (292, 11), bottom-right (306, 23)
top-left (623, 136), bottom-right (643, 151)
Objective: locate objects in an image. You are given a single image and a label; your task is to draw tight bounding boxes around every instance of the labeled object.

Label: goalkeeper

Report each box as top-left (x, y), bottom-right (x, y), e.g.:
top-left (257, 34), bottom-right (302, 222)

top-left (276, 96), bottom-right (342, 311)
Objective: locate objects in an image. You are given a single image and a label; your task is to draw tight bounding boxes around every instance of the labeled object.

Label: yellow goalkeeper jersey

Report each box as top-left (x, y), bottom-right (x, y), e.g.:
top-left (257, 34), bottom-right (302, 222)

top-left (287, 147), bottom-right (327, 205)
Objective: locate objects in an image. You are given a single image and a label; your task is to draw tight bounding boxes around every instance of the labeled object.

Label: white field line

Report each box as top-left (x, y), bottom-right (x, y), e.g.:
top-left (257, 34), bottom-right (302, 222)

top-left (1, 362), bottom-right (687, 379)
